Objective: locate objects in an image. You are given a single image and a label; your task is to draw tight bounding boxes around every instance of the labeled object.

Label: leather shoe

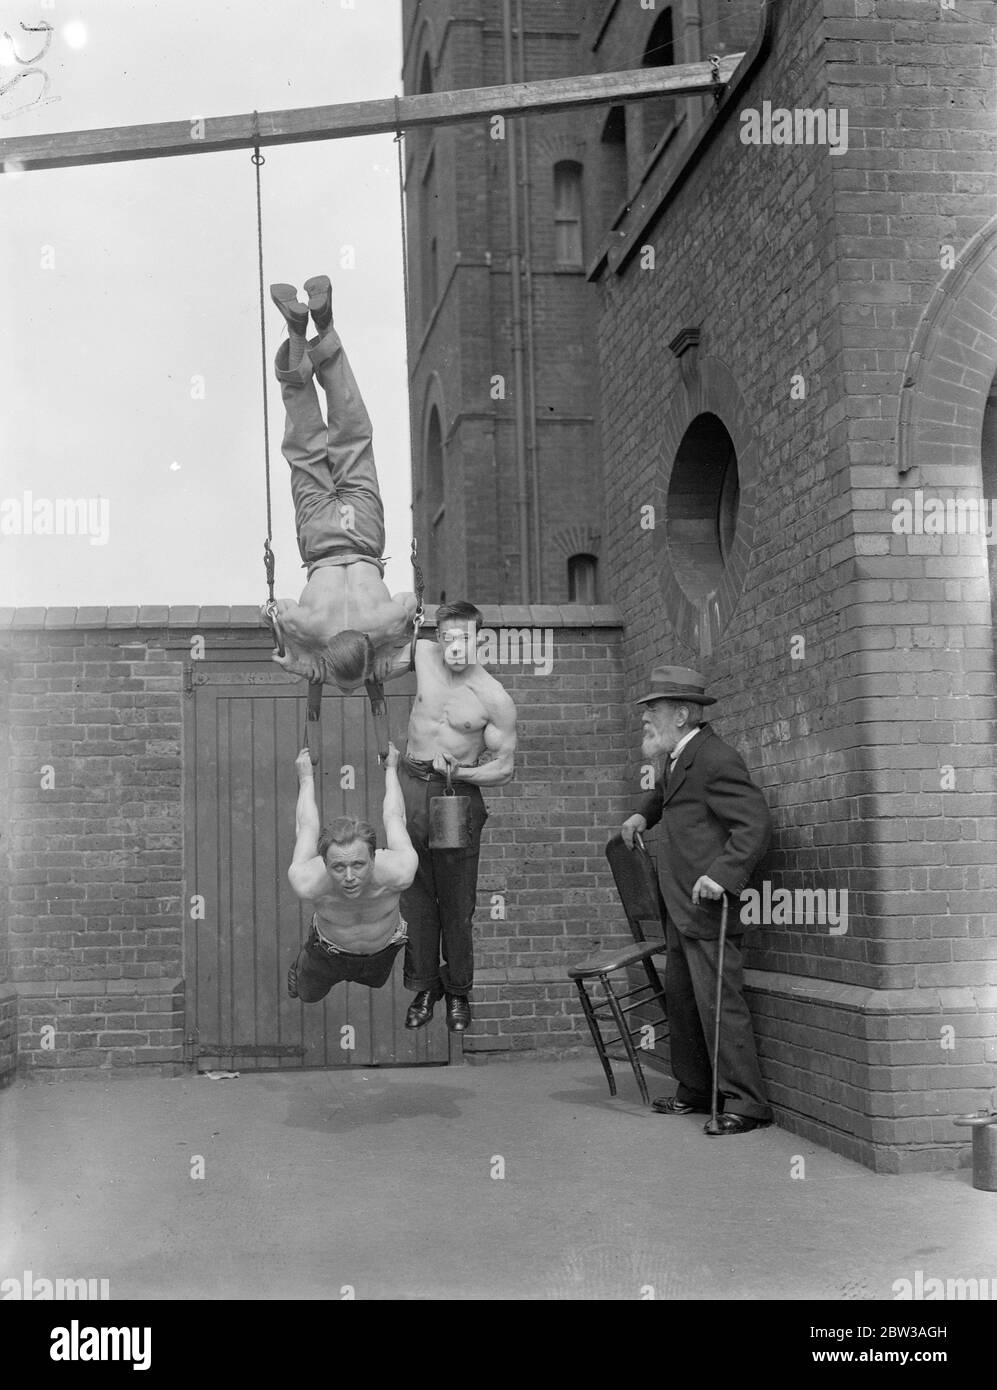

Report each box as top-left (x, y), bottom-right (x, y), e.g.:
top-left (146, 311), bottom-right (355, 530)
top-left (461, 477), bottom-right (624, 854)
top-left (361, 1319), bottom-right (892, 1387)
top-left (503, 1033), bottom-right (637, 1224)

top-left (652, 1095), bottom-right (710, 1115)
top-left (405, 990), bottom-right (439, 1030)
top-left (269, 283), bottom-right (310, 335)
top-left (704, 1113), bottom-right (771, 1136)
top-left (445, 994), bottom-right (471, 1032)
top-left (303, 274), bottom-right (334, 334)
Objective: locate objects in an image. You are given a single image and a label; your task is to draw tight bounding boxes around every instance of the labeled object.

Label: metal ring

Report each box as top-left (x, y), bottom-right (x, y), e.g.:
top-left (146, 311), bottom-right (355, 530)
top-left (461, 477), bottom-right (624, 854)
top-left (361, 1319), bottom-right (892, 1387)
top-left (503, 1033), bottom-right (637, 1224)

top-left (251, 151), bottom-right (265, 166)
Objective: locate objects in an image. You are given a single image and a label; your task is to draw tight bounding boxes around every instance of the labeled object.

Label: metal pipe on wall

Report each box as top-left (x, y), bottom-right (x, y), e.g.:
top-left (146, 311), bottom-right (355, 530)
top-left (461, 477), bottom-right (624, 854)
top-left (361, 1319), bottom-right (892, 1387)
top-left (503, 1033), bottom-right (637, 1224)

top-left (517, 0), bottom-right (544, 603)
top-left (502, 0), bottom-right (531, 602)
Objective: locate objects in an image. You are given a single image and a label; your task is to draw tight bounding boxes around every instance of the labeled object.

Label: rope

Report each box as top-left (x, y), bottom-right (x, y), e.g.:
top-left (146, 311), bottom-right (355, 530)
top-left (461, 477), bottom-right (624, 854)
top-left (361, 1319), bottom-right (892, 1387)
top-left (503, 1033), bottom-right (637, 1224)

top-left (394, 97), bottom-right (412, 391)
top-left (251, 115), bottom-right (284, 656)
top-left (395, 99), bottom-right (425, 659)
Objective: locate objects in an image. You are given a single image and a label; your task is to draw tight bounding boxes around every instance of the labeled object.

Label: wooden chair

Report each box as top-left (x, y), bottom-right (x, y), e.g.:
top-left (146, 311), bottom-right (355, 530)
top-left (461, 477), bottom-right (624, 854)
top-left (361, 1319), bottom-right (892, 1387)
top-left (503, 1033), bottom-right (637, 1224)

top-left (567, 833), bottom-right (668, 1105)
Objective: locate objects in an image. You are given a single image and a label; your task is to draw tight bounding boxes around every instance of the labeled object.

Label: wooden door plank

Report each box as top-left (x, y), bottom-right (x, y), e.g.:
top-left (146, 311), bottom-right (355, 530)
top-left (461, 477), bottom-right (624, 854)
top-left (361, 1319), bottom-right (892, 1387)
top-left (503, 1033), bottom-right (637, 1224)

top-left (213, 696), bottom-right (235, 1061)
top-left (275, 695), bottom-right (307, 1068)
top-left (297, 686), bottom-right (330, 1069)
top-left (251, 696), bottom-right (280, 1064)
top-left (229, 697), bottom-right (260, 1062)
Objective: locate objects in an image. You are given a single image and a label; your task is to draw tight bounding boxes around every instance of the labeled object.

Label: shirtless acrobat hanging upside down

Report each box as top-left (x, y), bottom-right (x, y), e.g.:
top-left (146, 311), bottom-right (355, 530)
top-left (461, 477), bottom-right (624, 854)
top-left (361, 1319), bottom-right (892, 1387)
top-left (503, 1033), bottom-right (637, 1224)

top-left (265, 275), bottom-right (419, 691)
top-left (286, 742), bottom-right (418, 1000)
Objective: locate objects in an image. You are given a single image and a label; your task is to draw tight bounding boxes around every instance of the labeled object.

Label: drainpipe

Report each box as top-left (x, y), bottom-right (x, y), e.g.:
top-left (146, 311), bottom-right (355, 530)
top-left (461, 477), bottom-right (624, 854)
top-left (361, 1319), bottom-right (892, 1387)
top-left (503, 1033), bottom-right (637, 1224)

top-left (516, 0), bottom-right (543, 602)
top-left (680, 0), bottom-right (706, 132)
top-left (502, 0), bottom-right (530, 601)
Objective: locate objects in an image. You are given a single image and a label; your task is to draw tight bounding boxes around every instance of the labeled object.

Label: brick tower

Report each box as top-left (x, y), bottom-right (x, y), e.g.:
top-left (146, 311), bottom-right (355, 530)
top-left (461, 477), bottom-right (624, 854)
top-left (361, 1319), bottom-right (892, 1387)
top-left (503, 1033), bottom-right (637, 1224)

top-left (401, 0), bottom-right (605, 605)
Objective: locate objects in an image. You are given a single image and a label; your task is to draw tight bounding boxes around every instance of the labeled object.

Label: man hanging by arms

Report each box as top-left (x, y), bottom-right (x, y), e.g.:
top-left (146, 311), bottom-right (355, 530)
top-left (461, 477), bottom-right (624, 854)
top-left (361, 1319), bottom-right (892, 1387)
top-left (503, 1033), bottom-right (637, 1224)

top-left (265, 275), bottom-right (418, 690)
top-left (286, 742), bottom-right (418, 1000)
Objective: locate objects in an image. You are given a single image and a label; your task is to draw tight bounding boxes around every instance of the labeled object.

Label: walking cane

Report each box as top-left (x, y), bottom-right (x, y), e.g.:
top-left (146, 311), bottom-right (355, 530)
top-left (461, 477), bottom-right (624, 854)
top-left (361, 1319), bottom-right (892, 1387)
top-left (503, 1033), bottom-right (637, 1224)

top-left (703, 893), bottom-right (729, 1136)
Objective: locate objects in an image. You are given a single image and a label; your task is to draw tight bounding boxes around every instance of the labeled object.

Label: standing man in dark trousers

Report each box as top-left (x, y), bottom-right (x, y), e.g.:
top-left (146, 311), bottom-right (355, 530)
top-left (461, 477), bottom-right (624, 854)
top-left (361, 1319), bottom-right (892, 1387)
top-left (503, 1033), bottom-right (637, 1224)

top-left (621, 665), bottom-right (773, 1136)
top-left (398, 601), bottom-right (517, 1033)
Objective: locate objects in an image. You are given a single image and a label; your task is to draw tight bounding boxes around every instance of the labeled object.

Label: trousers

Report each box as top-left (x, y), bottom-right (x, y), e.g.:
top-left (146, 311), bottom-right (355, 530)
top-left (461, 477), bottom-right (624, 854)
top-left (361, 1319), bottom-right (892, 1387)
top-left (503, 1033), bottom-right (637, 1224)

top-left (275, 327), bottom-right (385, 569)
top-left (397, 758), bottom-right (488, 997)
top-left (289, 921), bottom-right (406, 1001)
top-left (664, 913), bottom-right (772, 1122)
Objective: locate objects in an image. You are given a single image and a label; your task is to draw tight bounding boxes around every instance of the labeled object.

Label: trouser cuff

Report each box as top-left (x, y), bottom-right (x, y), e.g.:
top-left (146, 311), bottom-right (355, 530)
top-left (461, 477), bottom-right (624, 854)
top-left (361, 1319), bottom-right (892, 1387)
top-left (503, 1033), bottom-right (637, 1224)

top-left (275, 337), bottom-right (318, 384)
top-left (404, 975), bottom-right (442, 995)
top-left (724, 1104), bottom-right (773, 1122)
top-left (307, 328), bottom-right (345, 369)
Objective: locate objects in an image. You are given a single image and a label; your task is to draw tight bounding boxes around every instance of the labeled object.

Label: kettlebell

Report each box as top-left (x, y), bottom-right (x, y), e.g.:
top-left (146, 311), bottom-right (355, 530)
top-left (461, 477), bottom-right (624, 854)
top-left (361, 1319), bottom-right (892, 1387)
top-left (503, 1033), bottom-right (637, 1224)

top-left (428, 764), bottom-right (473, 849)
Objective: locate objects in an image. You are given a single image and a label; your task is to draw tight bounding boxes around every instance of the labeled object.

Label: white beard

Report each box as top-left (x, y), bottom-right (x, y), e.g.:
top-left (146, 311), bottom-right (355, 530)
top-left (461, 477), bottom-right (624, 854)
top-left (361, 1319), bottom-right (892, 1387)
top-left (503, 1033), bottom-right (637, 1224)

top-left (641, 730), bottom-right (667, 760)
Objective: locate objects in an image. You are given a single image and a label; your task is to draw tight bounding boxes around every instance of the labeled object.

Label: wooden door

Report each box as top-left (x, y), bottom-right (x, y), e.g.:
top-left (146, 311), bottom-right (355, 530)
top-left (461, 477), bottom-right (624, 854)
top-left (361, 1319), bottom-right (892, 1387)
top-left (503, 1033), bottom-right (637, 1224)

top-left (183, 660), bottom-right (451, 1070)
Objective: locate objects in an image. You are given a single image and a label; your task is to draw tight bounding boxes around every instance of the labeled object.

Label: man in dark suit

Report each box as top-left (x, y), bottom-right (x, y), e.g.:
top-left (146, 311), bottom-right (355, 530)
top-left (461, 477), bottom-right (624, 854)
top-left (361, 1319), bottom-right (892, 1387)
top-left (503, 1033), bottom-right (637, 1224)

top-left (621, 665), bottom-right (773, 1135)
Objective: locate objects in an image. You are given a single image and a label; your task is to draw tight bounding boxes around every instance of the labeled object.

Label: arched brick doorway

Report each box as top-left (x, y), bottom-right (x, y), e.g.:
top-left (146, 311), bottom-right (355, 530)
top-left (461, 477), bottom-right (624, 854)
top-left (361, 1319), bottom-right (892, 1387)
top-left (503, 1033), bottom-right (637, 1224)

top-left (897, 213), bottom-right (997, 636)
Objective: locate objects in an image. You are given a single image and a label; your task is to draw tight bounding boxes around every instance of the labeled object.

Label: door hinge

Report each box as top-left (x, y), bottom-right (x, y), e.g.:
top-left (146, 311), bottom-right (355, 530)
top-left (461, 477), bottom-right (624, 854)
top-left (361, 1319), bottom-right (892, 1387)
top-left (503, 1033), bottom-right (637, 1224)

top-left (196, 1042), bottom-right (307, 1058)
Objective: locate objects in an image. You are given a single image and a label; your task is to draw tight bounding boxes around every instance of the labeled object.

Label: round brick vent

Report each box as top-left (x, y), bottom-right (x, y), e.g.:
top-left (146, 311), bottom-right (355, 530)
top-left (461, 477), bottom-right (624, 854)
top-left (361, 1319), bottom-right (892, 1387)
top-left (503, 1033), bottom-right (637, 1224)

top-left (651, 355), bottom-right (757, 655)
top-left (665, 413), bottom-right (740, 604)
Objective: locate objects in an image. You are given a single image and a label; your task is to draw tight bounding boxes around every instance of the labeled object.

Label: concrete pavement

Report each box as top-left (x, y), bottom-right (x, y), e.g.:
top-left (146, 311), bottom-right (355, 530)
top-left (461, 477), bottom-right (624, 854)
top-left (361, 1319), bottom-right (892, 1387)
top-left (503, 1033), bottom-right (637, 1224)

top-left (1, 1059), bottom-right (994, 1300)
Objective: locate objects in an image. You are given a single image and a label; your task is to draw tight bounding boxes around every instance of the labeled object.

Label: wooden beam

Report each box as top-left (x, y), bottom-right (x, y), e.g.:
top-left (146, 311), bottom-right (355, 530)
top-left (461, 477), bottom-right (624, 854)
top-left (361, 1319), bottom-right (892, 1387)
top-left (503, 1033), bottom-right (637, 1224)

top-left (0, 55), bottom-right (744, 173)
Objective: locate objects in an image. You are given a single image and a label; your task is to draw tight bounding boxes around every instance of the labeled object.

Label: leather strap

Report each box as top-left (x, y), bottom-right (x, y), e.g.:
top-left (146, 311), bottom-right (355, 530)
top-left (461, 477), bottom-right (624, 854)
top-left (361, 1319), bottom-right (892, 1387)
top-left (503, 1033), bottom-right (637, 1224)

top-left (305, 679), bottom-right (322, 765)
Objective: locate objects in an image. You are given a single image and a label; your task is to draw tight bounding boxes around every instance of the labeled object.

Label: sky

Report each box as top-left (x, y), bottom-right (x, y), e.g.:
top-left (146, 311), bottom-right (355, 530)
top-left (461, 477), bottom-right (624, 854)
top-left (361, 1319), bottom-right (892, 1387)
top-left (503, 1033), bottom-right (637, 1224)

top-left (0, 0), bottom-right (412, 605)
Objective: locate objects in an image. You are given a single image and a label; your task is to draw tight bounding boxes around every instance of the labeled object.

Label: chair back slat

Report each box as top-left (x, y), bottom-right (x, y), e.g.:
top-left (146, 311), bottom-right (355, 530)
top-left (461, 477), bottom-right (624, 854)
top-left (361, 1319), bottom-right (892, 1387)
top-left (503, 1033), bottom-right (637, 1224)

top-left (605, 834), bottom-right (665, 943)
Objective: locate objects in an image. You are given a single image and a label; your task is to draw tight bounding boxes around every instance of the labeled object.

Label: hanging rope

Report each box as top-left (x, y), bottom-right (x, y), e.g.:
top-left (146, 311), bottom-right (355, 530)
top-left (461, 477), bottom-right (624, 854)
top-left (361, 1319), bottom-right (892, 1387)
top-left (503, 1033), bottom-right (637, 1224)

top-left (394, 97), bottom-right (412, 391)
top-left (252, 113), bottom-right (284, 658)
top-left (394, 99), bottom-right (426, 665)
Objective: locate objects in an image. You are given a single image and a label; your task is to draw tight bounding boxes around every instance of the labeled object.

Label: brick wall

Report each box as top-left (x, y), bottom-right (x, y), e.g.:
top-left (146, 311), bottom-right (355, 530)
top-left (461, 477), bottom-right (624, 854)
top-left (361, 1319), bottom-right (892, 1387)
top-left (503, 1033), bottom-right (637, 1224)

top-left (587, 0), bottom-right (997, 1171)
top-left (1, 608), bottom-right (188, 1080)
top-left (0, 606), bottom-right (637, 1077)
top-left (468, 606), bottom-right (634, 1054)
top-left (0, 647), bottom-right (16, 1087)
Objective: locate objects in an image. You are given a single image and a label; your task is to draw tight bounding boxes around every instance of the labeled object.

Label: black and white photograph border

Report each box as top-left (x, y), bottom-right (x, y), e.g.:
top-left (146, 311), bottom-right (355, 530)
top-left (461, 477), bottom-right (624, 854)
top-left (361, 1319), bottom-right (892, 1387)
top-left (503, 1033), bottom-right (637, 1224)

top-left (0, 0), bottom-right (995, 1347)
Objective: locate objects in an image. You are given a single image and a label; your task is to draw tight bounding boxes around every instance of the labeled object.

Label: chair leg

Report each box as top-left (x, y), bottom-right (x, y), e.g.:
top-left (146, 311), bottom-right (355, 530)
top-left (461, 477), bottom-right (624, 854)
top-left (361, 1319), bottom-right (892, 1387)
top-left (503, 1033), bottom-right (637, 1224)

top-left (575, 980), bottom-right (616, 1097)
top-left (603, 976), bottom-right (650, 1106)
top-left (640, 955), bottom-right (668, 1040)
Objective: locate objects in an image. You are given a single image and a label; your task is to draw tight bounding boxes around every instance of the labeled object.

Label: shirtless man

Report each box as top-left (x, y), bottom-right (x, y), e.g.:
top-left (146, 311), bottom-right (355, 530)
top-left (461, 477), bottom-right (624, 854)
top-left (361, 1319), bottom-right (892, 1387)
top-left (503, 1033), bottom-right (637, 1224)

top-left (398, 601), bottom-right (518, 1033)
top-left (266, 275), bottom-right (419, 691)
top-left (286, 742), bottom-right (418, 1001)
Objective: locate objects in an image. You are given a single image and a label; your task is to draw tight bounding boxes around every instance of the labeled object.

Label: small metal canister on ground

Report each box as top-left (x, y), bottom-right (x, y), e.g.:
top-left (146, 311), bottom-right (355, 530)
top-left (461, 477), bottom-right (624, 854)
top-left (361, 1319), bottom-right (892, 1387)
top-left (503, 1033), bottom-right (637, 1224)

top-left (953, 1106), bottom-right (997, 1192)
top-left (428, 765), bottom-right (472, 849)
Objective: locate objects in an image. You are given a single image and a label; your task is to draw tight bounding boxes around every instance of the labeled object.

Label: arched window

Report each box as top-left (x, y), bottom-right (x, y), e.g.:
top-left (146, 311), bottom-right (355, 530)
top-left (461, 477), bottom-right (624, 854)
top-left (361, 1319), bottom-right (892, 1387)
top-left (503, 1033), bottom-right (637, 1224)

top-left (981, 376), bottom-right (997, 613)
top-left (641, 9), bottom-right (676, 155)
top-left (567, 553), bottom-right (598, 604)
top-left (553, 161), bottom-right (583, 267)
top-left (425, 405), bottom-right (447, 602)
top-left (600, 105), bottom-right (628, 219)
top-left (425, 405), bottom-right (443, 508)
top-left (421, 154), bottom-right (438, 323)
top-left (417, 50), bottom-right (433, 94)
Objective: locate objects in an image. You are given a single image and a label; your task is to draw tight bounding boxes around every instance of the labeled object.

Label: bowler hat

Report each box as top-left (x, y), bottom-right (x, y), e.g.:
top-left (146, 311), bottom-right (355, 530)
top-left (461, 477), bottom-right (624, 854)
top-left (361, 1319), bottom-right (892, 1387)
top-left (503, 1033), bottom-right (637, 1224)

top-left (635, 664), bottom-right (716, 706)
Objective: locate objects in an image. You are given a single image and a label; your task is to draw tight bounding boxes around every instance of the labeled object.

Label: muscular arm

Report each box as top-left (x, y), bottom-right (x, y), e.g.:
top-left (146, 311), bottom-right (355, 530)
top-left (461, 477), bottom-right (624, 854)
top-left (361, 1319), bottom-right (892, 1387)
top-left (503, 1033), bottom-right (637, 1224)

top-left (374, 639), bottom-right (416, 684)
top-left (286, 754), bottom-right (327, 899)
top-left (450, 688), bottom-right (518, 787)
top-left (272, 598), bottom-right (326, 644)
top-left (378, 749), bottom-right (418, 888)
top-left (370, 596), bottom-right (422, 684)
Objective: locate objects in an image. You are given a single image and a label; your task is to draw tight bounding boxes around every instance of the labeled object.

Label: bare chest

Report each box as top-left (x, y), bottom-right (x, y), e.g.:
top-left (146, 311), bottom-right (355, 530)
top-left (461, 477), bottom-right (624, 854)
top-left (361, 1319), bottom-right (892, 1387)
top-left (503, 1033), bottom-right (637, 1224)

top-left (416, 681), bottom-right (488, 733)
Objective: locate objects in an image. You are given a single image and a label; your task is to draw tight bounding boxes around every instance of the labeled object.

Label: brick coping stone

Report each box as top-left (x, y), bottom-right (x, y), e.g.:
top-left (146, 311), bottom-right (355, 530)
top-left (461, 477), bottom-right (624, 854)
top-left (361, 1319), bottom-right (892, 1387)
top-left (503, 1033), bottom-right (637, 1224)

top-left (0, 604), bottom-right (622, 631)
